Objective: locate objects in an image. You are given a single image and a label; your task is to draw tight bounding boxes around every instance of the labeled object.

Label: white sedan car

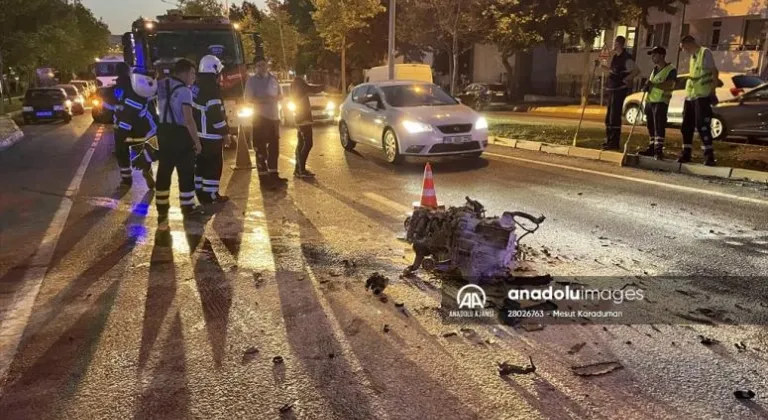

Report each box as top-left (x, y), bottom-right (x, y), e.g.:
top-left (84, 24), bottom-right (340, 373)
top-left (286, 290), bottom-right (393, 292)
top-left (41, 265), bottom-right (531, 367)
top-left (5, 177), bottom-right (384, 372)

top-left (338, 81), bottom-right (488, 164)
top-left (278, 83), bottom-right (336, 126)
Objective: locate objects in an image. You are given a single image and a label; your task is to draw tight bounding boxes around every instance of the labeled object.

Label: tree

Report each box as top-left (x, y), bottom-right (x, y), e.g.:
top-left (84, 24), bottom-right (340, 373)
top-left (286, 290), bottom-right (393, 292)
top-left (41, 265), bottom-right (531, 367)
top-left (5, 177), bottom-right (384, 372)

top-left (179, 0), bottom-right (225, 16)
top-left (399, 0), bottom-right (489, 94)
top-left (256, 0), bottom-right (304, 74)
top-left (311, 0), bottom-right (385, 92)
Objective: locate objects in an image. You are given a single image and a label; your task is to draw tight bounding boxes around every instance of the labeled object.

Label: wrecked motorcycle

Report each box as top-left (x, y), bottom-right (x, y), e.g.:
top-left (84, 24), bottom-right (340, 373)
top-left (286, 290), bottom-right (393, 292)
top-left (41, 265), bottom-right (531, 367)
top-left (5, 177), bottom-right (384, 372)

top-left (404, 196), bottom-right (545, 283)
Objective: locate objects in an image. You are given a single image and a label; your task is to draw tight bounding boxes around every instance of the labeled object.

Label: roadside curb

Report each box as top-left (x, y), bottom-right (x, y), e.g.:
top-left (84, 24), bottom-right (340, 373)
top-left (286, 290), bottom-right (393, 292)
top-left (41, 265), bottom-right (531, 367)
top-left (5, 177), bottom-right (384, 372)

top-left (490, 136), bottom-right (768, 185)
top-left (0, 116), bottom-right (24, 152)
top-left (509, 105), bottom-right (606, 117)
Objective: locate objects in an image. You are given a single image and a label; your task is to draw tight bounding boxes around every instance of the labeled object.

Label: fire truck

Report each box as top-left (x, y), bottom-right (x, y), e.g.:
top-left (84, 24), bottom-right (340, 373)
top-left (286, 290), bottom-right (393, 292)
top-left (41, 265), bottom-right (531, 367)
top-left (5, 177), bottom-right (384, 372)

top-left (123, 10), bottom-right (262, 131)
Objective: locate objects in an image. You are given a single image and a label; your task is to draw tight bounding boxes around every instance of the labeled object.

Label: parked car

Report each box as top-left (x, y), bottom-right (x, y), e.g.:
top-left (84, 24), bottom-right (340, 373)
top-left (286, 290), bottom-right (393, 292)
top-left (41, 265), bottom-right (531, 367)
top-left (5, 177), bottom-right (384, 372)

top-left (55, 84), bottom-right (86, 115)
top-left (90, 87), bottom-right (114, 124)
top-left (277, 82), bottom-right (336, 126)
top-left (622, 72), bottom-right (764, 125)
top-left (710, 82), bottom-right (768, 140)
top-left (338, 81), bottom-right (488, 164)
top-left (457, 83), bottom-right (510, 111)
top-left (21, 88), bottom-right (73, 124)
top-left (70, 80), bottom-right (93, 98)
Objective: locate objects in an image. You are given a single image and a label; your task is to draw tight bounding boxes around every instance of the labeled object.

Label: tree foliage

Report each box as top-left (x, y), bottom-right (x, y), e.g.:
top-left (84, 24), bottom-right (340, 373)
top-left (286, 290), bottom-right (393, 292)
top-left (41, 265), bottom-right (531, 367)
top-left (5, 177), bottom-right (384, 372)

top-left (179, 0), bottom-right (226, 16)
top-left (254, 0), bottom-right (304, 73)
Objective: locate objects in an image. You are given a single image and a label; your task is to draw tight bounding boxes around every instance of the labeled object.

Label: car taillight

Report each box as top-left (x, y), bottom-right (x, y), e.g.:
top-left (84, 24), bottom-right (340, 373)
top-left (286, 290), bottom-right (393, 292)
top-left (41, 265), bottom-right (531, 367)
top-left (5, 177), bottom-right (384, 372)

top-left (730, 87), bottom-right (743, 97)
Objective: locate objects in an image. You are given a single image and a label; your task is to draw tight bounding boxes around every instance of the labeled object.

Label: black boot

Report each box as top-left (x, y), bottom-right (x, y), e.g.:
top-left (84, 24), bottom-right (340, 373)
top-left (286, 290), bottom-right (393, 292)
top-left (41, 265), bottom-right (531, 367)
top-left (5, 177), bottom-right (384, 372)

top-left (677, 149), bottom-right (692, 163)
top-left (271, 172), bottom-right (288, 183)
top-left (638, 144), bottom-right (655, 157)
top-left (704, 151), bottom-right (716, 167)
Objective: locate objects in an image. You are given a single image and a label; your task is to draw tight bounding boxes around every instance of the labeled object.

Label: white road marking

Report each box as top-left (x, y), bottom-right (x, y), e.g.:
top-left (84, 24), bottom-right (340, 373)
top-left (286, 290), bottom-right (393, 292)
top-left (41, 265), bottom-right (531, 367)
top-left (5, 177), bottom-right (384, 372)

top-left (0, 127), bottom-right (105, 385)
top-left (363, 192), bottom-right (413, 215)
top-left (484, 151), bottom-right (768, 206)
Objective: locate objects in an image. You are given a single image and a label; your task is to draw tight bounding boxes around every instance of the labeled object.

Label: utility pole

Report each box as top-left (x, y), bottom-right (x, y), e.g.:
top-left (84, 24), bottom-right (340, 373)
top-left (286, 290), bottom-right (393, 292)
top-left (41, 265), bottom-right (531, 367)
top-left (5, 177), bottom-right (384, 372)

top-left (675, 3), bottom-right (687, 70)
top-left (275, 6), bottom-right (289, 77)
top-left (388, 0), bottom-right (396, 80)
top-left (0, 50), bottom-right (5, 115)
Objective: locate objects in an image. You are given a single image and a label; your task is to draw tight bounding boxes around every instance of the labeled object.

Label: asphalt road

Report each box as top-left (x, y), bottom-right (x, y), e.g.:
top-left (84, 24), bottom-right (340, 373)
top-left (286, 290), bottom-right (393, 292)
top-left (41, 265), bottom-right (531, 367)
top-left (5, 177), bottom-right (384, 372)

top-left (0, 113), bottom-right (767, 419)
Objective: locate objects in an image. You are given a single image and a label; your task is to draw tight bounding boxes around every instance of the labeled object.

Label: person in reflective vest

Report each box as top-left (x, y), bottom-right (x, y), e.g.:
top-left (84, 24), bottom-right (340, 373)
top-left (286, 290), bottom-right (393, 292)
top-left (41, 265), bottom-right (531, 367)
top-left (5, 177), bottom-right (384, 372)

top-left (639, 46), bottom-right (676, 160)
top-left (597, 36), bottom-right (640, 150)
top-left (679, 35), bottom-right (718, 166)
top-left (192, 55), bottom-right (230, 204)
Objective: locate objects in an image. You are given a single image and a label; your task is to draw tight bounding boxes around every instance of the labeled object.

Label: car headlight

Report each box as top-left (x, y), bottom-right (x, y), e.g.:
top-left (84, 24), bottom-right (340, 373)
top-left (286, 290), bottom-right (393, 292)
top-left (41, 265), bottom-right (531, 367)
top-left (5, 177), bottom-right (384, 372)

top-left (53, 105), bottom-right (64, 111)
top-left (402, 120), bottom-right (433, 134)
top-left (325, 101), bottom-right (335, 111)
top-left (92, 99), bottom-right (101, 107)
top-left (237, 105), bottom-right (254, 118)
top-left (75, 96), bottom-right (84, 104)
top-left (287, 102), bottom-right (296, 112)
top-left (65, 100), bottom-right (72, 107)
top-left (474, 117), bottom-right (488, 130)
top-left (22, 106), bottom-right (33, 112)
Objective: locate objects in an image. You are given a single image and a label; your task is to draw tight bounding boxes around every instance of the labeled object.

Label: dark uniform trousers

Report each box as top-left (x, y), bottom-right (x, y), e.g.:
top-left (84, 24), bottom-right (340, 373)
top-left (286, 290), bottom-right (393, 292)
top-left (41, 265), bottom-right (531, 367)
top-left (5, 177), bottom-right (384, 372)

top-left (114, 130), bottom-right (133, 183)
top-left (296, 124), bottom-right (313, 173)
top-left (605, 87), bottom-right (629, 146)
top-left (681, 97), bottom-right (714, 156)
top-left (156, 125), bottom-right (196, 217)
top-left (195, 140), bottom-right (223, 202)
top-left (645, 102), bottom-right (669, 153)
top-left (253, 116), bottom-right (280, 176)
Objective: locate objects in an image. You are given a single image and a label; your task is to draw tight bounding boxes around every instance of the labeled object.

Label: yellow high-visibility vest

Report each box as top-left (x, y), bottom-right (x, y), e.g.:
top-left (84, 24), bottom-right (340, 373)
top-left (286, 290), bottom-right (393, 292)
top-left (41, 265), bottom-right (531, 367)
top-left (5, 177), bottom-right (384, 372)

top-left (686, 47), bottom-right (715, 98)
top-left (648, 64), bottom-right (675, 103)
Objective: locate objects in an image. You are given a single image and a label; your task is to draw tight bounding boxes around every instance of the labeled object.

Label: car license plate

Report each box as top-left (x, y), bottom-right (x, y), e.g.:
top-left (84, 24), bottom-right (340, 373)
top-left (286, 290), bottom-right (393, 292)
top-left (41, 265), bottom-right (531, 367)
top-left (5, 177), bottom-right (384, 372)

top-left (443, 135), bottom-right (472, 144)
top-left (496, 92), bottom-right (504, 96)
top-left (37, 111), bottom-right (53, 117)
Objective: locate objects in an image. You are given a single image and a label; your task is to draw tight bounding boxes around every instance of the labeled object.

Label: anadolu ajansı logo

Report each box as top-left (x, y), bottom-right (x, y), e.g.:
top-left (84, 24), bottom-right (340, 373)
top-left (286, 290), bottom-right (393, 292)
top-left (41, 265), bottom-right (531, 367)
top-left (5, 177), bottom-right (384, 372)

top-left (450, 285), bottom-right (495, 319)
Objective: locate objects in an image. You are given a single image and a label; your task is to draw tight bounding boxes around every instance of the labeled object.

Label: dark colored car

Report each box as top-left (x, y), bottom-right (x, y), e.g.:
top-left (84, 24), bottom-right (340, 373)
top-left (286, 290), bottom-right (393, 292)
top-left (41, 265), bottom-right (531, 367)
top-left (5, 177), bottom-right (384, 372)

top-left (711, 82), bottom-right (768, 140)
top-left (90, 87), bottom-right (115, 124)
top-left (21, 88), bottom-right (73, 124)
top-left (457, 83), bottom-right (510, 111)
top-left (55, 84), bottom-right (86, 115)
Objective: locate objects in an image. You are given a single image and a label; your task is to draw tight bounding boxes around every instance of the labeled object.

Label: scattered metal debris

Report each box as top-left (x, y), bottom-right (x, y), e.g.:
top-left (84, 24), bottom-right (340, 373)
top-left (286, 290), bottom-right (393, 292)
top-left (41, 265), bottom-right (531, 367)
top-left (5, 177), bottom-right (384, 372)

top-left (571, 361), bottom-right (623, 377)
top-left (365, 273), bottom-right (389, 295)
top-left (567, 342), bottom-right (586, 355)
top-left (244, 346), bottom-right (259, 355)
top-left (498, 357), bottom-right (536, 376)
top-left (395, 302), bottom-right (405, 308)
top-left (699, 335), bottom-right (720, 346)
top-left (273, 356), bottom-right (284, 364)
top-left (735, 342), bottom-right (748, 352)
top-left (329, 270), bottom-right (342, 277)
top-left (442, 332), bottom-right (458, 338)
top-left (253, 272), bottom-right (265, 287)
top-left (328, 353), bottom-right (335, 359)
top-left (279, 402), bottom-right (295, 413)
top-left (734, 390), bottom-right (756, 400)
top-left (521, 324), bottom-right (546, 332)
top-left (383, 324), bottom-right (391, 333)
top-left (379, 295), bottom-right (388, 303)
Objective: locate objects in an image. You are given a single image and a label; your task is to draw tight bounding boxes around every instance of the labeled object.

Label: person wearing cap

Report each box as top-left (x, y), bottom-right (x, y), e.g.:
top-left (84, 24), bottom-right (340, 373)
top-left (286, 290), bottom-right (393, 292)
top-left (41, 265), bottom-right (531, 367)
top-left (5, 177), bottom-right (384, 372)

top-left (244, 56), bottom-right (286, 187)
top-left (639, 46), bottom-right (676, 160)
top-left (597, 36), bottom-right (640, 150)
top-left (679, 35), bottom-right (718, 166)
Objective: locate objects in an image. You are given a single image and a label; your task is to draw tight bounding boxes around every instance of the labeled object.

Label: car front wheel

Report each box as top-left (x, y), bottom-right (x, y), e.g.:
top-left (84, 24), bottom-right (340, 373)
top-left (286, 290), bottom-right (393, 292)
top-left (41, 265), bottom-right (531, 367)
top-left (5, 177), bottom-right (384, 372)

top-left (339, 121), bottom-right (356, 151)
top-left (623, 104), bottom-right (642, 125)
top-left (383, 129), bottom-right (403, 164)
top-left (710, 115), bottom-right (726, 140)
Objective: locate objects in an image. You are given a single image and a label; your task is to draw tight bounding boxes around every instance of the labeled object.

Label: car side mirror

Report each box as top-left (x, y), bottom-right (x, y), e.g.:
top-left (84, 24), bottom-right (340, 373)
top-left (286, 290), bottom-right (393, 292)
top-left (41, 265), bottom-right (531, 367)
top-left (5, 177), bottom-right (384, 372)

top-left (455, 97), bottom-right (462, 104)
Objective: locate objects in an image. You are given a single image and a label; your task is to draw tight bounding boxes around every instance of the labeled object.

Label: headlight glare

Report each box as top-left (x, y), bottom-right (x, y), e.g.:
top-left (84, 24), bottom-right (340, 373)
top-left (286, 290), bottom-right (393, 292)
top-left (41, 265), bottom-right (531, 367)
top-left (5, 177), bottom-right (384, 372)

top-left (475, 117), bottom-right (488, 130)
top-left (237, 105), bottom-right (255, 118)
top-left (287, 102), bottom-right (297, 112)
top-left (402, 120), bottom-right (433, 134)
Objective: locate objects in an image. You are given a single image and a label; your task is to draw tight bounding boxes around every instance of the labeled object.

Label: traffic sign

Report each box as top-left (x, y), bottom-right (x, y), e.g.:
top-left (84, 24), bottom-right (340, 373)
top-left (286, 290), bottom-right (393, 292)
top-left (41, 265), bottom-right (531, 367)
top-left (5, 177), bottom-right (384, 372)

top-left (599, 44), bottom-right (611, 60)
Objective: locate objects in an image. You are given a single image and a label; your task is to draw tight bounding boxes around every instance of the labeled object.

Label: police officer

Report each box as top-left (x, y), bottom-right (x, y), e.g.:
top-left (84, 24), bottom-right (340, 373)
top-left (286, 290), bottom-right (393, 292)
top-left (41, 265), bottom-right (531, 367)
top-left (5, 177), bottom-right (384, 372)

top-left (244, 56), bottom-right (286, 186)
top-left (679, 35), bottom-right (718, 166)
top-left (155, 58), bottom-right (204, 234)
top-left (192, 55), bottom-right (230, 203)
top-left (114, 65), bottom-right (157, 189)
top-left (291, 75), bottom-right (324, 178)
top-left (598, 36), bottom-right (640, 150)
top-left (639, 46), bottom-right (676, 160)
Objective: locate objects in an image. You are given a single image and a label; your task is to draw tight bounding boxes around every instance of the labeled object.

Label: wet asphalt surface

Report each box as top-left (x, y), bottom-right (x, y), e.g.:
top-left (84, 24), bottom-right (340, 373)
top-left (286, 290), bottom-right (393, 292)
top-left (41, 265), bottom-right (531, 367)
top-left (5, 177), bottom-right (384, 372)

top-left (0, 113), bottom-right (768, 419)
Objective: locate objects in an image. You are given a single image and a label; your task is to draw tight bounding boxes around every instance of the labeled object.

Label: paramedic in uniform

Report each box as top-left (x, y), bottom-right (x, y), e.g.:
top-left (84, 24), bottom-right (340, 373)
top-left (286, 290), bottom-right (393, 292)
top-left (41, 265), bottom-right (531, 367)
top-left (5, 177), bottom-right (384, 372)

top-left (597, 36), bottom-right (640, 150)
top-left (155, 58), bottom-right (204, 237)
top-left (639, 46), bottom-right (676, 160)
top-left (678, 35), bottom-right (718, 166)
top-left (192, 55), bottom-right (230, 203)
top-left (244, 56), bottom-right (287, 186)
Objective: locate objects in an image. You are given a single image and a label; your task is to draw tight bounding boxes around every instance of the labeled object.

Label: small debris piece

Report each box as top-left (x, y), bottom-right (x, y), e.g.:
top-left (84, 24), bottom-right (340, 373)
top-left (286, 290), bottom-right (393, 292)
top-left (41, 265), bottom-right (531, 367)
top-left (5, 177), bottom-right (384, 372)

top-left (329, 270), bottom-right (342, 277)
top-left (253, 272), bottom-right (265, 287)
top-left (567, 342), bottom-right (586, 355)
top-left (395, 302), bottom-right (405, 308)
top-left (650, 203), bottom-right (657, 207)
top-left (521, 324), bottom-right (546, 332)
top-left (443, 332), bottom-right (458, 338)
top-left (625, 341), bottom-right (632, 345)
top-left (699, 335), bottom-right (719, 346)
top-left (571, 361), bottom-right (623, 377)
top-left (709, 229), bottom-right (715, 234)
top-left (244, 346), bottom-right (259, 355)
top-left (498, 357), bottom-right (536, 376)
top-left (365, 273), bottom-right (390, 295)
top-left (273, 356), bottom-right (284, 364)
top-left (734, 390), bottom-right (755, 400)
top-left (279, 402), bottom-right (294, 413)
top-left (577, 192), bottom-right (583, 196)
top-left (379, 295), bottom-right (388, 303)
top-left (383, 324), bottom-right (391, 333)
top-left (598, 236), bottom-right (609, 240)
top-left (328, 353), bottom-right (335, 359)
top-left (735, 342), bottom-right (748, 352)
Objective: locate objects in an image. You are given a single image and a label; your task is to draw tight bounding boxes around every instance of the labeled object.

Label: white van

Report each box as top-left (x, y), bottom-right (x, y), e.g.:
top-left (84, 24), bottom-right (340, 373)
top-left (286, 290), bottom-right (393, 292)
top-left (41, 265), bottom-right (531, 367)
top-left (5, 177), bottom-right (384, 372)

top-left (364, 64), bottom-right (433, 84)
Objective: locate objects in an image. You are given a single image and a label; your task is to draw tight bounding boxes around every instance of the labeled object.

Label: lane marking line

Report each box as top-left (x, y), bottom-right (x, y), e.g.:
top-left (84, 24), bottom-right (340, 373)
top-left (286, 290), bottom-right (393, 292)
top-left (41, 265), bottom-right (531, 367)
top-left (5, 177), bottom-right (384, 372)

top-left (0, 127), bottom-right (104, 386)
top-left (484, 151), bottom-right (768, 206)
top-left (363, 192), bottom-right (413, 215)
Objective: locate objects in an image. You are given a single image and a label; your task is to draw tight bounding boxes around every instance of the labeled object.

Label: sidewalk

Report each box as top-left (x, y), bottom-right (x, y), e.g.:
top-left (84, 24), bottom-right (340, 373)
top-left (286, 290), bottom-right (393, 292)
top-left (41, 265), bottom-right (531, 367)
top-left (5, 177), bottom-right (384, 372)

top-left (509, 103), bottom-right (606, 117)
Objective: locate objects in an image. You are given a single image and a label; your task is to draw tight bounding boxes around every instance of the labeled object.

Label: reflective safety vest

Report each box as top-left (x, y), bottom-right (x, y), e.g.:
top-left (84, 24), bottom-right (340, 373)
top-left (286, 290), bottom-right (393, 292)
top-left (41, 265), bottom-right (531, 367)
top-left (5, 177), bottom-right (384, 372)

top-left (686, 47), bottom-right (715, 98)
top-left (648, 64), bottom-right (675, 104)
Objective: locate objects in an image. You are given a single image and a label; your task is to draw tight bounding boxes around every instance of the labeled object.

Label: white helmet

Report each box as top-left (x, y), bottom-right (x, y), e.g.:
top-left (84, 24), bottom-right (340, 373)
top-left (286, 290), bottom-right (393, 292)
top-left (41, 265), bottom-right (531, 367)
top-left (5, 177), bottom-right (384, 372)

top-left (131, 72), bottom-right (157, 98)
top-left (199, 55), bottom-right (224, 74)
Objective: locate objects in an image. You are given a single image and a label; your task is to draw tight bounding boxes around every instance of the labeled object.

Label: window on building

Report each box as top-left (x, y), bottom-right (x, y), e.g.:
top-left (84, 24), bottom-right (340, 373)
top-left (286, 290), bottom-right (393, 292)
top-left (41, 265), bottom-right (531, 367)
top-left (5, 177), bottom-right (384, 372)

top-left (616, 25), bottom-right (637, 49)
top-left (711, 21), bottom-right (722, 49)
top-left (645, 23), bottom-right (673, 47)
top-left (560, 30), bottom-right (606, 53)
top-left (743, 19), bottom-right (768, 50)
top-left (592, 30), bottom-right (606, 51)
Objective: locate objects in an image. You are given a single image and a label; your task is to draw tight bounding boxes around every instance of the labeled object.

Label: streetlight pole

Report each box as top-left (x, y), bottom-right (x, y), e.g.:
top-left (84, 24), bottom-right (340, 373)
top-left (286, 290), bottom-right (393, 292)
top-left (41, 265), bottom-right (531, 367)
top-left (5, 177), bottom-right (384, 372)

top-left (0, 50), bottom-right (5, 116)
top-left (388, 0), bottom-right (396, 80)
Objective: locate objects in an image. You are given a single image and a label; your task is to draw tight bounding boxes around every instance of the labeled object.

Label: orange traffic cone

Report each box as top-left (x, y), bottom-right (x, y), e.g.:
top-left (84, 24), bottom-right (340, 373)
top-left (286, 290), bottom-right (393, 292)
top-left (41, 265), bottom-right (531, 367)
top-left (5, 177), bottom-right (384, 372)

top-left (420, 162), bottom-right (438, 208)
top-left (231, 125), bottom-right (255, 170)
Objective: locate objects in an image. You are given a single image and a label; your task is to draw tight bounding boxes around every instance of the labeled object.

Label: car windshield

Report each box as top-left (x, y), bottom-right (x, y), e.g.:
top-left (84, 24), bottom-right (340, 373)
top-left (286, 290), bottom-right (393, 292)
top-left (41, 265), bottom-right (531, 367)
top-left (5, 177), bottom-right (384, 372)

top-left (151, 30), bottom-right (244, 66)
top-left (380, 84), bottom-right (457, 107)
top-left (26, 90), bottom-right (65, 101)
top-left (59, 86), bottom-right (78, 96)
top-left (732, 75), bottom-right (764, 89)
top-left (95, 62), bottom-right (121, 77)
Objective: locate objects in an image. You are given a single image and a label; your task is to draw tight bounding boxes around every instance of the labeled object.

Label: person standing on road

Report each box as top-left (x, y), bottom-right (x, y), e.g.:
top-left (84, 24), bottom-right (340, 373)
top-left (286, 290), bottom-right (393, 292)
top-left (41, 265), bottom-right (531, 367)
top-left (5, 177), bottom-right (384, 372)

top-left (192, 55), bottom-right (230, 204)
top-left (639, 46), bottom-right (677, 160)
top-left (598, 36), bottom-right (640, 150)
top-left (678, 35), bottom-right (719, 166)
top-left (291, 75), bottom-right (324, 178)
top-left (155, 58), bottom-right (204, 239)
top-left (244, 56), bottom-right (286, 187)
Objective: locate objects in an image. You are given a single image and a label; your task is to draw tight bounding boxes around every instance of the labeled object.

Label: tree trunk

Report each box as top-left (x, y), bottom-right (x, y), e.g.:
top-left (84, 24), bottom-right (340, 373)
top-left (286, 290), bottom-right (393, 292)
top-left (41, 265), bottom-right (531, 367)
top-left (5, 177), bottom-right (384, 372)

top-left (500, 52), bottom-right (514, 98)
top-left (450, 33), bottom-right (459, 94)
top-left (580, 39), bottom-right (592, 106)
top-left (341, 35), bottom-right (347, 94)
